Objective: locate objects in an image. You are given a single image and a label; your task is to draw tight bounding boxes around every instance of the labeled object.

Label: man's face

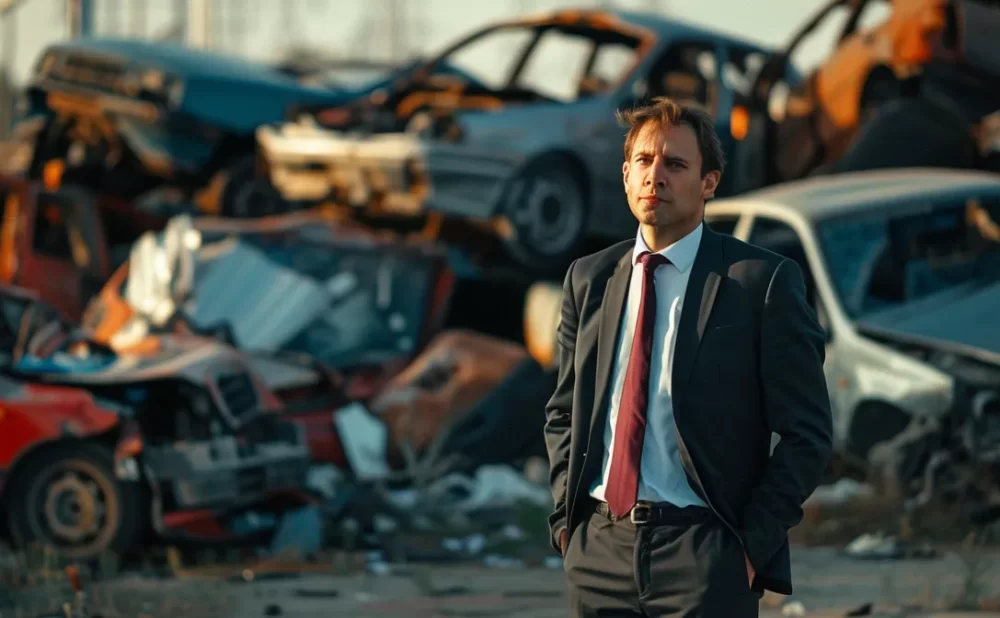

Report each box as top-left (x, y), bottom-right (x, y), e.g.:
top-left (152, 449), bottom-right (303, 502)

top-left (622, 121), bottom-right (720, 230)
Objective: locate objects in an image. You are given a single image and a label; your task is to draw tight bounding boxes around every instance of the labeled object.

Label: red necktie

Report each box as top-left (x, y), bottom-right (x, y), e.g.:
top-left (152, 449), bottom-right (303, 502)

top-left (605, 251), bottom-right (669, 519)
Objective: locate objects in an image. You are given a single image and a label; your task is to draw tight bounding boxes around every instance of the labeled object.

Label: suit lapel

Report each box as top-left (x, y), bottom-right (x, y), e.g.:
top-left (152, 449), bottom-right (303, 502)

top-left (672, 226), bottom-right (724, 393)
top-left (589, 248), bottom-right (633, 439)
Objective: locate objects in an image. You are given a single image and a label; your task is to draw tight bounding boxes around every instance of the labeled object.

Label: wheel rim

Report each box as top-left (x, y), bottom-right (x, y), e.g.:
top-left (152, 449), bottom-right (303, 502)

top-left (506, 171), bottom-right (585, 257)
top-left (24, 458), bottom-right (120, 558)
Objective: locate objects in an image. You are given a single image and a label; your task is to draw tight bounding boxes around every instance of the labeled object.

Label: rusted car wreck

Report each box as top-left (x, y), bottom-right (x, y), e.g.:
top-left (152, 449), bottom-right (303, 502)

top-left (0, 284), bottom-right (312, 561)
top-left (256, 8), bottom-right (780, 270)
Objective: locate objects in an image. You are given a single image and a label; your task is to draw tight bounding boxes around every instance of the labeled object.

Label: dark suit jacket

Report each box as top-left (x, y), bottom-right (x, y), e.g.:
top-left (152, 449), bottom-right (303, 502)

top-left (544, 224), bottom-right (834, 596)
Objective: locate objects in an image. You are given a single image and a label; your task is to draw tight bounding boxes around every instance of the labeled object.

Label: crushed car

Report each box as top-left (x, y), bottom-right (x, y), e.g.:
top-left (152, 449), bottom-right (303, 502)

top-left (701, 167), bottom-right (1000, 517)
top-left (255, 8), bottom-right (789, 272)
top-left (0, 284), bottom-right (313, 561)
top-left (729, 0), bottom-right (1000, 194)
top-left (7, 39), bottom-right (477, 219)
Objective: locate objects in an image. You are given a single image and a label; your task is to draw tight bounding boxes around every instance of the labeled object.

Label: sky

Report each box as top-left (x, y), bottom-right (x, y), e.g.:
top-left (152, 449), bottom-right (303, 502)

top-left (1, 0), bottom-right (847, 87)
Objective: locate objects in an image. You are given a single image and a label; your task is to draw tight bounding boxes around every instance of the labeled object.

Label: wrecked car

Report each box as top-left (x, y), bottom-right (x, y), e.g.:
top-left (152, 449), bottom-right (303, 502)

top-left (81, 213), bottom-right (455, 376)
top-left (8, 40), bottom-right (480, 219)
top-left (80, 213), bottom-right (556, 481)
top-left (729, 0), bottom-right (1000, 194)
top-left (9, 39), bottom-right (361, 218)
top-left (702, 167), bottom-right (1000, 513)
top-left (256, 8), bottom-right (785, 272)
top-left (0, 174), bottom-right (167, 321)
top-left (0, 284), bottom-right (312, 561)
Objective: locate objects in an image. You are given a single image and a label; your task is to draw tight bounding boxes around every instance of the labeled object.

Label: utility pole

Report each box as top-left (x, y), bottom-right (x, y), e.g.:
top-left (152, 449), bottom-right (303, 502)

top-left (67, 0), bottom-right (95, 37)
top-left (187, 0), bottom-right (212, 48)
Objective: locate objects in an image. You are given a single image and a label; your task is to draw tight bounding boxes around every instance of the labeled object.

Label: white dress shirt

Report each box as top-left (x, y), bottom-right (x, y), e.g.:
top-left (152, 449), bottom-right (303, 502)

top-left (589, 222), bottom-right (707, 507)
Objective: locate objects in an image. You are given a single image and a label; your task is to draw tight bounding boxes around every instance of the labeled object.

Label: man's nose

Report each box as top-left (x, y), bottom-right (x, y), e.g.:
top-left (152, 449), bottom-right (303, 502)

top-left (646, 168), bottom-right (667, 188)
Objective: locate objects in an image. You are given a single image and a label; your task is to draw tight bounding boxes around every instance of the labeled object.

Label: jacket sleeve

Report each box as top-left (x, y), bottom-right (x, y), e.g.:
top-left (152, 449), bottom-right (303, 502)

top-left (544, 258), bottom-right (580, 553)
top-left (743, 258), bottom-right (834, 570)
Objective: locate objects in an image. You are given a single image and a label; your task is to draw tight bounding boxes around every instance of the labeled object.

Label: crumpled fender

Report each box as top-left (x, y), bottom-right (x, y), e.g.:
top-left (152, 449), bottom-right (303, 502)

top-left (0, 382), bottom-right (122, 472)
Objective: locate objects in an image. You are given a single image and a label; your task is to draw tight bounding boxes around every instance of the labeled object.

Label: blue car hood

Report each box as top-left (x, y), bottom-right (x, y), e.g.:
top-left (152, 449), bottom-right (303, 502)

top-left (50, 38), bottom-right (355, 133)
top-left (52, 38), bottom-right (335, 92)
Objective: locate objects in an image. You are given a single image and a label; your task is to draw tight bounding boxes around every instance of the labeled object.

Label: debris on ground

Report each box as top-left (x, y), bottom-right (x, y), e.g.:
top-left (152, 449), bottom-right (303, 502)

top-left (781, 600), bottom-right (807, 616)
top-left (806, 479), bottom-right (876, 507)
top-left (843, 532), bottom-right (939, 560)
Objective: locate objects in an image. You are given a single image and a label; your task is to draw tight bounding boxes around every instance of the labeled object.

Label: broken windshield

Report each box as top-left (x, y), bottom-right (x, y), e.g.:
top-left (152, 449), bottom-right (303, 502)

top-left (437, 22), bottom-right (641, 101)
top-left (818, 196), bottom-right (1000, 318)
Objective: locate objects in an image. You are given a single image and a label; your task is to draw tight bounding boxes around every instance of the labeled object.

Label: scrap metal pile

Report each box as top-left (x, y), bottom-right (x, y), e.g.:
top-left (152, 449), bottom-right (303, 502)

top-left (1, 2), bottom-right (1000, 564)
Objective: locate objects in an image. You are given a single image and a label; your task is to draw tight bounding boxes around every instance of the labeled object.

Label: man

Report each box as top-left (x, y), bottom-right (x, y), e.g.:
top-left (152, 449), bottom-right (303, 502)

top-left (544, 97), bottom-right (833, 617)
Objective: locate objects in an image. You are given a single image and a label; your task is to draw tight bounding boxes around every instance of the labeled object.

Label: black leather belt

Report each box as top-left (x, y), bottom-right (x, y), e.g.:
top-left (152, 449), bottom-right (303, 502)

top-left (594, 500), bottom-right (714, 526)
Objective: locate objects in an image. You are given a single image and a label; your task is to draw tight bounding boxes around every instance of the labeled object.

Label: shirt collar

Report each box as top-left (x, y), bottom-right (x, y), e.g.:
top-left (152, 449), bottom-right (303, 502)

top-left (631, 221), bottom-right (703, 274)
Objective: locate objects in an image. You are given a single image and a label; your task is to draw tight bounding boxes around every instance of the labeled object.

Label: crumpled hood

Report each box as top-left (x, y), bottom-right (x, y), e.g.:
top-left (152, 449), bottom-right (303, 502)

top-left (15, 336), bottom-right (236, 385)
top-left (858, 281), bottom-right (1000, 362)
top-left (47, 39), bottom-right (353, 133)
top-left (51, 38), bottom-right (330, 91)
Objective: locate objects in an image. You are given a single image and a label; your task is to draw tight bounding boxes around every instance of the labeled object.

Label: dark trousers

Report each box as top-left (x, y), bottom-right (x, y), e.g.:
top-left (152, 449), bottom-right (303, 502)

top-left (563, 500), bottom-right (759, 617)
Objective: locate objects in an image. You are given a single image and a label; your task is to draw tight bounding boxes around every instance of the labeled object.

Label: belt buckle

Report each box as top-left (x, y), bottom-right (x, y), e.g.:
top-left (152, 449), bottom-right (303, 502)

top-left (630, 504), bottom-right (652, 525)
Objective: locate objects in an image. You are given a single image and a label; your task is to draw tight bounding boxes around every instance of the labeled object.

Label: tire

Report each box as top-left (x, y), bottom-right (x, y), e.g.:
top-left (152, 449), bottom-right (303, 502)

top-left (831, 96), bottom-right (977, 174)
top-left (217, 155), bottom-right (289, 219)
top-left (6, 441), bottom-right (147, 562)
top-left (499, 155), bottom-right (589, 273)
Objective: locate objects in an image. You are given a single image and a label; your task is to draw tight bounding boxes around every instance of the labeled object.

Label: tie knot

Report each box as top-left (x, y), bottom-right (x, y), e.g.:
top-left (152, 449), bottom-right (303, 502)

top-left (637, 251), bottom-right (669, 271)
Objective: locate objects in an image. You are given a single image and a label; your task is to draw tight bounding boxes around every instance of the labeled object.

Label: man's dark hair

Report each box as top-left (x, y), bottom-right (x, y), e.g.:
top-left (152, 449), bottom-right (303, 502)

top-left (616, 97), bottom-right (726, 177)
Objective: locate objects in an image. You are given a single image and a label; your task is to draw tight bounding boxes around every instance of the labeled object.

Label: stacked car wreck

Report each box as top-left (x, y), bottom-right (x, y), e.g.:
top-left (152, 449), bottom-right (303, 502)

top-left (0, 3), bottom-right (999, 566)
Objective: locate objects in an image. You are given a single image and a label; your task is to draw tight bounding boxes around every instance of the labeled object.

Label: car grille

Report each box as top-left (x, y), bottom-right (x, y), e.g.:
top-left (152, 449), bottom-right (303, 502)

top-left (216, 370), bottom-right (259, 423)
top-left (47, 52), bottom-right (130, 95)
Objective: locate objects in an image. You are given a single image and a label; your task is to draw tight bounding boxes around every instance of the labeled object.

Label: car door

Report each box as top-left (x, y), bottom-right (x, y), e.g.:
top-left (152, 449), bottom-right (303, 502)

top-left (15, 185), bottom-right (110, 321)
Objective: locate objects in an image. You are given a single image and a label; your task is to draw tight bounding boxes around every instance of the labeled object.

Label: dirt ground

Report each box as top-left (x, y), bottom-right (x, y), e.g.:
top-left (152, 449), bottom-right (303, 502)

top-left (4, 543), bottom-right (994, 618)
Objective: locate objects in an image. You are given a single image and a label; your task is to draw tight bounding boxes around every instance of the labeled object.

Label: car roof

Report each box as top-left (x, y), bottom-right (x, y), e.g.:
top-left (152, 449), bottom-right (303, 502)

top-left (508, 8), bottom-right (772, 51)
top-left (708, 168), bottom-right (1000, 222)
top-left (608, 9), bottom-right (772, 49)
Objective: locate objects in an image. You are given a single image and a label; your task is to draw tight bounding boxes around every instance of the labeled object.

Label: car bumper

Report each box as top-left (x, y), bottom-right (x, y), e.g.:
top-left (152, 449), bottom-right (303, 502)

top-left (257, 123), bottom-right (520, 218)
top-left (141, 419), bottom-right (310, 510)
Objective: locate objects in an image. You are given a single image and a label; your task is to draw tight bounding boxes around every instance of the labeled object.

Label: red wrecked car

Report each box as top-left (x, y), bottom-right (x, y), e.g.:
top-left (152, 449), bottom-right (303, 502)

top-left (0, 284), bottom-right (313, 561)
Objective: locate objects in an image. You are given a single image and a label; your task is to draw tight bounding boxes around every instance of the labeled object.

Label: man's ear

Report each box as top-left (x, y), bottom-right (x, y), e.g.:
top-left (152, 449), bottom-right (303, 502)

top-left (701, 170), bottom-right (721, 200)
top-left (622, 160), bottom-right (630, 187)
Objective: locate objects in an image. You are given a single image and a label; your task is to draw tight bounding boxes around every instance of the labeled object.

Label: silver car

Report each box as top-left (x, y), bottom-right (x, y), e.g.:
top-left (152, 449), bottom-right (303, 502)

top-left (257, 8), bottom-right (777, 272)
top-left (703, 167), bottom-right (1000, 508)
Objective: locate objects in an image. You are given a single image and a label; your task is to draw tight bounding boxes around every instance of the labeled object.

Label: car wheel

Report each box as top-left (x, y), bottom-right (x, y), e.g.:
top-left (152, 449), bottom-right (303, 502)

top-left (6, 442), bottom-right (147, 561)
top-left (217, 156), bottom-right (288, 218)
top-left (500, 155), bottom-right (588, 272)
